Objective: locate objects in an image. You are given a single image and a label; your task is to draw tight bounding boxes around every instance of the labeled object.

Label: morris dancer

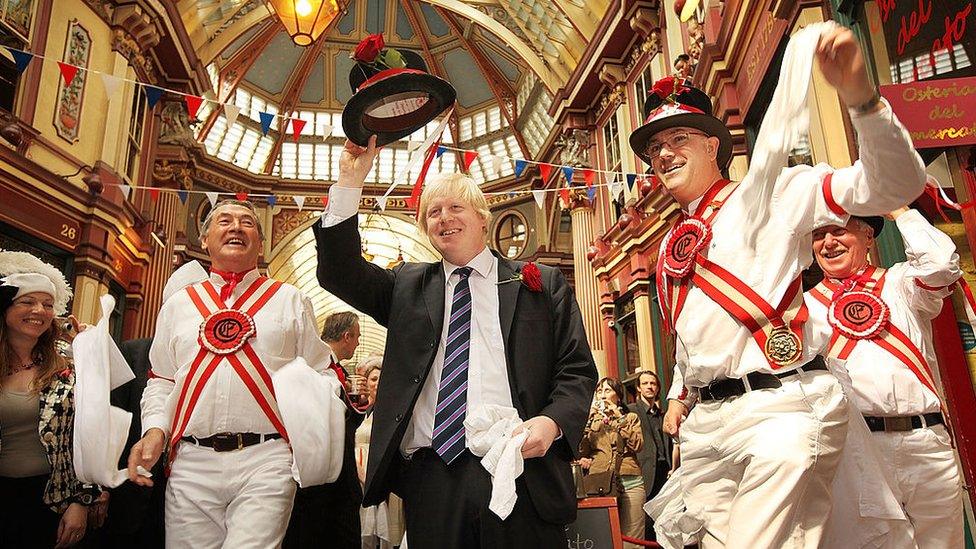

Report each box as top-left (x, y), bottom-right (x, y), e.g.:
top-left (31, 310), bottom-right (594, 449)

top-left (636, 24), bottom-right (927, 547)
top-left (807, 209), bottom-right (964, 547)
top-left (127, 200), bottom-right (343, 548)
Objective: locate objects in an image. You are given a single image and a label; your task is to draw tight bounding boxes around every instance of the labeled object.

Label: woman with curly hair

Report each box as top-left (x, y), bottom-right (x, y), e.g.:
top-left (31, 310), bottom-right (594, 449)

top-left (0, 251), bottom-right (99, 548)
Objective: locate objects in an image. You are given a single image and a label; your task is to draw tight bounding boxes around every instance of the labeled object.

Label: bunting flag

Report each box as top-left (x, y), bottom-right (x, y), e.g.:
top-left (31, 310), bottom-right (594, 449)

top-left (148, 188), bottom-right (160, 202)
top-left (514, 159), bottom-right (528, 177)
top-left (184, 95), bottom-right (203, 119)
top-left (532, 189), bottom-right (546, 209)
top-left (587, 186), bottom-right (597, 202)
top-left (145, 86), bottom-right (164, 109)
top-left (223, 104), bottom-right (241, 126)
top-left (376, 196), bottom-right (388, 211)
top-left (539, 163), bottom-right (553, 182)
top-left (559, 186), bottom-right (571, 208)
top-left (435, 145), bottom-right (447, 158)
top-left (562, 166), bottom-right (574, 183)
top-left (259, 112), bottom-right (274, 136)
top-left (100, 73), bottom-right (121, 99)
top-left (491, 155), bottom-right (503, 175)
top-left (57, 62), bottom-right (78, 86)
top-left (610, 179), bottom-right (624, 200)
top-left (177, 189), bottom-right (188, 204)
top-left (119, 184), bottom-right (131, 201)
top-left (205, 192), bottom-right (219, 207)
top-left (8, 48), bottom-right (33, 73)
top-left (463, 150), bottom-right (478, 171)
top-left (508, 191), bottom-right (516, 198)
top-left (235, 192), bottom-right (248, 201)
top-left (320, 124), bottom-right (333, 139)
top-left (407, 140), bottom-right (421, 152)
top-left (626, 173), bottom-right (637, 190)
top-left (291, 118), bottom-right (306, 142)
top-left (406, 142), bottom-right (439, 212)
top-left (293, 195), bottom-right (306, 211)
top-left (266, 194), bottom-right (277, 207)
top-left (583, 169), bottom-right (595, 187)
top-left (321, 196), bottom-right (329, 208)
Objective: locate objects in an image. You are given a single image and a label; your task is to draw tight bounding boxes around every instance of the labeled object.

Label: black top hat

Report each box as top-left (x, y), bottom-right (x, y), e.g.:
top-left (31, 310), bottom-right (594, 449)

top-left (342, 43), bottom-right (456, 147)
top-left (853, 216), bottom-right (885, 237)
top-left (629, 77), bottom-right (733, 168)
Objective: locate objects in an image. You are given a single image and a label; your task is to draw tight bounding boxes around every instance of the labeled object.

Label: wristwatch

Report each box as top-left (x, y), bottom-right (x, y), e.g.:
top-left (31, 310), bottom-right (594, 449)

top-left (851, 87), bottom-right (882, 115)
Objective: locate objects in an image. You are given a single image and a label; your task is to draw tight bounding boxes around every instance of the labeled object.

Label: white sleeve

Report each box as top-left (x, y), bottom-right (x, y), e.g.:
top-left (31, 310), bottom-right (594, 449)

top-left (894, 209), bottom-right (961, 318)
top-left (141, 306), bottom-right (177, 437)
top-left (299, 294), bottom-right (334, 378)
top-left (666, 362), bottom-right (698, 408)
top-left (320, 185), bottom-right (363, 228)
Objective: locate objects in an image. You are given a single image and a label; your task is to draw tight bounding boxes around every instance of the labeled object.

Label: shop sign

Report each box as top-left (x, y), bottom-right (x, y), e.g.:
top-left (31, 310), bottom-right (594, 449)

top-left (881, 76), bottom-right (976, 148)
top-left (874, 0), bottom-right (974, 81)
top-left (0, 191), bottom-right (81, 250)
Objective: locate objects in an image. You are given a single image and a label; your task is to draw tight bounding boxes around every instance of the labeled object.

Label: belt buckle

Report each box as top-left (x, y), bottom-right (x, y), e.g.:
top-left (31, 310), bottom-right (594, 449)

top-left (883, 417), bottom-right (912, 432)
top-left (212, 432), bottom-right (242, 452)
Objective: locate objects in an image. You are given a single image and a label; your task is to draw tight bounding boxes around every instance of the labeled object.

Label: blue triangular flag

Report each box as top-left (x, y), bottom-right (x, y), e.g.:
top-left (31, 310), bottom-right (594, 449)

top-left (266, 194), bottom-right (277, 207)
top-left (145, 86), bottom-right (165, 108)
top-left (7, 48), bottom-right (33, 73)
top-left (514, 159), bottom-right (527, 177)
top-left (176, 189), bottom-right (188, 204)
top-left (508, 191), bottom-right (516, 198)
top-left (562, 166), bottom-right (574, 183)
top-left (626, 173), bottom-right (637, 190)
top-left (587, 186), bottom-right (596, 202)
top-left (259, 112), bottom-right (274, 135)
top-left (435, 145), bottom-right (447, 158)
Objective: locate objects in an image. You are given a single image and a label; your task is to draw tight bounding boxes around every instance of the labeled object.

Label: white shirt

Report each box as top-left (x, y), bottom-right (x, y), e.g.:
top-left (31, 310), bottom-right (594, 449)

top-left (141, 269), bottom-right (334, 438)
top-left (805, 210), bottom-right (960, 416)
top-left (322, 187), bottom-right (513, 456)
top-left (668, 102), bottom-right (926, 388)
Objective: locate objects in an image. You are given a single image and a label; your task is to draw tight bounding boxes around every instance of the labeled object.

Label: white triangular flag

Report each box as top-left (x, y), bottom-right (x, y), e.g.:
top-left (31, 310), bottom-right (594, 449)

top-left (320, 124), bottom-right (333, 139)
top-left (294, 195), bottom-right (306, 211)
top-left (100, 73), bottom-right (122, 100)
top-left (532, 189), bottom-right (545, 209)
top-left (119, 184), bottom-right (131, 200)
top-left (491, 155), bottom-right (503, 174)
top-left (205, 192), bottom-right (218, 207)
top-left (376, 196), bottom-right (388, 211)
top-left (407, 140), bottom-right (421, 152)
top-left (610, 179), bottom-right (624, 200)
top-left (223, 104), bottom-right (241, 126)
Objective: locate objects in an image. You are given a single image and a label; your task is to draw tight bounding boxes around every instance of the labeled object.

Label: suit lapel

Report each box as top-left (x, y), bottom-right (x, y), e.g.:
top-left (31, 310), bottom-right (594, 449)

top-left (496, 256), bottom-right (522, 346)
top-left (423, 263), bottom-right (446, 339)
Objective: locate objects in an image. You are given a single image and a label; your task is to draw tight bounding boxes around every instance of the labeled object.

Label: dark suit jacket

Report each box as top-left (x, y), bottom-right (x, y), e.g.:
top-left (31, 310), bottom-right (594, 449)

top-left (313, 216), bottom-right (597, 524)
top-left (633, 399), bottom-right (671, 497)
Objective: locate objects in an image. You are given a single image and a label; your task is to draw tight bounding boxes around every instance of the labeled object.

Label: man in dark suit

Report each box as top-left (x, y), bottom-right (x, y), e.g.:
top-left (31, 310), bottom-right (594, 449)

top-left (632, 370), bottom-right (671, 540)
top-left (313, 137), bottom-right (597, 549)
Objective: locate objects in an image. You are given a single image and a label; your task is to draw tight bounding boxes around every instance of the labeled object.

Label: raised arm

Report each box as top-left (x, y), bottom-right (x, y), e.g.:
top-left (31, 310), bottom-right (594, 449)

top-left (892, 207), bottom-right (961, 318)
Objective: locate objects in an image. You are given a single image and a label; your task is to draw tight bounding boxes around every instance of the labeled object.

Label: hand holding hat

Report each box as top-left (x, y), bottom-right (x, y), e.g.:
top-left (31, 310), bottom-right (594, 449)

top-left (336, 135), bottom-right (380, 189)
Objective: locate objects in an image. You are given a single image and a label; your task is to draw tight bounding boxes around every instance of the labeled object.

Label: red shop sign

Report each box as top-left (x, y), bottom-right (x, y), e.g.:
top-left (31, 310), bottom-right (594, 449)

top-left (881, 76), bottom-right (976, 149)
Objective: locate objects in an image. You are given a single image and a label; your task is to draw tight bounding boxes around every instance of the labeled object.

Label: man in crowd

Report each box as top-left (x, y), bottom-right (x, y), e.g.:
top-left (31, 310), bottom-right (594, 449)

top-left (313, 146), bottom-right (598, 548)
top-left (127, 199), bottom-right (343, 547)
top-left (673, 54), bottom-right (692, 81)
top-left (640, 25), bottom-right (927, 547)
top-left (285, 311), bottom-right (365, 548)
top-left (805, 208), bottom-right (964, 547)
top-left (633, 370), bottom-right (670, 540)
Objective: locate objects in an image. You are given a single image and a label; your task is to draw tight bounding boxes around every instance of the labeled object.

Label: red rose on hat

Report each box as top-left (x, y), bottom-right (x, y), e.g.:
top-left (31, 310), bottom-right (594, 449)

top-left (651, 76), bottom-right (688, 102)
top-left (353, 33), bottom-right (385, 64)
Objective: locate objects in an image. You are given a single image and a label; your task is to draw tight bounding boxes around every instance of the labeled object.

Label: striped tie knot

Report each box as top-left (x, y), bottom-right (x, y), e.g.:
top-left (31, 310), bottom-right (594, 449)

top-left (454, 266), bottom-right (473, 279)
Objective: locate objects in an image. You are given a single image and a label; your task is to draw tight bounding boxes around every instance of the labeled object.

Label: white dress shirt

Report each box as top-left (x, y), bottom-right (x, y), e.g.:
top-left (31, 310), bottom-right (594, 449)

top-left (141, 269), bottom-right (334, 438)
top-left (666, 101), bottom-right (926, 388)
top-left (805, 210), bottom-right (960, 416)
top-left (322, 186), bottom-right (514, 456)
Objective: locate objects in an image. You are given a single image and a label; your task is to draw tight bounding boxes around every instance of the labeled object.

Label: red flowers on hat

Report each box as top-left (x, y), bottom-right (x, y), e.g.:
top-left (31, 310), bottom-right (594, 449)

top-left (353, 33), bottom-right (385, 64)
top-left (651, 76), bottom-right (689, 102)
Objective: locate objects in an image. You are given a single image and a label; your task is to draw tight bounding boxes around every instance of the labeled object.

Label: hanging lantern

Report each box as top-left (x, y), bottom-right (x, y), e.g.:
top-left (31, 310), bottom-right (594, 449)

top-left (265, 0), bottom-right (342, 46)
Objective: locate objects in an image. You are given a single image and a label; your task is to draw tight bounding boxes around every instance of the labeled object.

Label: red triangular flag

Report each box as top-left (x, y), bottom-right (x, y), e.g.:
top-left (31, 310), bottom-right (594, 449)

top-left (321, 196), bottom-right (329, 208)
top-left (184, 95), bottom-right (203, 119)
top-left (583, 169), bottom-right (595, 187)
top-left (539, 163), bottom-right (552, 182)
top-left (57, 62), bottom-right (78, 86)
top-left (148, 188), bottom-right (160, 202)
top-left (235, 192), bottom-right (248, 201)
top-left (463, 150), bottom-right (478, 171)
top-left (291, 118), bottom-right (307, 142)
top-left (405, 196), bottom-right (418, 210)
top-left (559, 186), bottom-right (571, 208)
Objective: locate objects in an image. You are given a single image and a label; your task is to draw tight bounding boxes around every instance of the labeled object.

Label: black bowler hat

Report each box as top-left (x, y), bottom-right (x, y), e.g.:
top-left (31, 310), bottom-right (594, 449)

top-left (629, 77), bottom-right (733, 168)
top-left (341, 35), bottom-right (456, 147)
top-left (854, 216), bottom-right (885, 237)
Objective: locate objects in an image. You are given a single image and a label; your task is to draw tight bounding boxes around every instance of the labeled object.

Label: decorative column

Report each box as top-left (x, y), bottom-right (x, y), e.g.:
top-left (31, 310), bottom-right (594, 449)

top-left (570, 192), bottom-right (607, 376)
top-left (632, 289), bottom-right (657, 376)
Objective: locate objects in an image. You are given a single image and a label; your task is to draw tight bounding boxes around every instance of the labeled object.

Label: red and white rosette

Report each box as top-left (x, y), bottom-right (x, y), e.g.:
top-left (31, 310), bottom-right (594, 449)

top-left (828, 291), bottom-right (889, 340)
top-left (662, 218), bottom-right (711, 278)
top-left (199, 308), bottom-right (256, 355)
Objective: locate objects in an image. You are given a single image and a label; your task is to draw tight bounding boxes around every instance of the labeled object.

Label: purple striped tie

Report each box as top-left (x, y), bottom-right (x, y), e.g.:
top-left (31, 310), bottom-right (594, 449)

top-left (432, 266), bottom-right (473, 464)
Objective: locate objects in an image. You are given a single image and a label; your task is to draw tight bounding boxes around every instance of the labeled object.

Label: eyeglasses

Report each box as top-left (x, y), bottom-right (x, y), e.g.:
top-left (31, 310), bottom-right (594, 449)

top-left (646, 131), bottom-right (709, 160)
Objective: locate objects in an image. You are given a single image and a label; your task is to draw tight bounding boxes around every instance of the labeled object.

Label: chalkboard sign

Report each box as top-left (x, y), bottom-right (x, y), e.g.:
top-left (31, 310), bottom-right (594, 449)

top-left (565, 497), bottom-right (622, 549)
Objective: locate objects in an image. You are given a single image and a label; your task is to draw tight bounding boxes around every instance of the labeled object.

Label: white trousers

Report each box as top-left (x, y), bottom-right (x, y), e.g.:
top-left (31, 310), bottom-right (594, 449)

top-left (165, 438), bottom-right (297, 549)
top-left (870, 424), bottom-right (964, 549)
top-left (680, 370), bottom-right (849, 549)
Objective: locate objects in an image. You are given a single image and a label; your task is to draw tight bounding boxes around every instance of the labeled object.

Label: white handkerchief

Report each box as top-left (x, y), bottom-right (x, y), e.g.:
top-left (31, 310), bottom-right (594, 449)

top-left (465, 405), bottom-right (527, 520)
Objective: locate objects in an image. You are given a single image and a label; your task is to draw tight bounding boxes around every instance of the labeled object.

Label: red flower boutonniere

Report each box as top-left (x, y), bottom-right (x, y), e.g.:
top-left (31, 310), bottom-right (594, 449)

top-left (498, 262), bottom-right (543, 292)
top-left (57, 367), bottom-right (72, 381)
top-left (651, 76), bottom-right (688, 103)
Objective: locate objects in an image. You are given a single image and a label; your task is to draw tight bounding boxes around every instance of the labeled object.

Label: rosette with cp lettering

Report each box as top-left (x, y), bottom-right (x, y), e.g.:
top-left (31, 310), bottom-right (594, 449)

top-left (662, 218), bottom-right (711, 278)
top-left (199, 309), bottom-right (257, 355)
top-left (827, 291), bottom-right (889, 340)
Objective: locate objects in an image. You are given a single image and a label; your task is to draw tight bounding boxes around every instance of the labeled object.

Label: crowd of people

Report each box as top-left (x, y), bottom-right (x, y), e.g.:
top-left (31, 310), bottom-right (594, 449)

top-left (0, 22), bottom-right (969, 549)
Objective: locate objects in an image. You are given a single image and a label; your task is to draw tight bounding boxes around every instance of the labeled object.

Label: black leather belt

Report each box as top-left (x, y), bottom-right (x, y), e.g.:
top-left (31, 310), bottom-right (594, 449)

top-left (863, 412), bottom-right (944, 432)
top-left (698, 356), bottom-right (828, 402)
top-left (181, 432), bottom-right (282, 452)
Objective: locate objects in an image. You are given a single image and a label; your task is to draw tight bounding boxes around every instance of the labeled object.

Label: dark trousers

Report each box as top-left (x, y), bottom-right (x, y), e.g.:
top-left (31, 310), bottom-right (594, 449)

top-left (0, 475), bottom-right (59, 548)
top-left (284, 481), bottom-right (362, 549)
top-left (398, 449), bottom-right (566, 549)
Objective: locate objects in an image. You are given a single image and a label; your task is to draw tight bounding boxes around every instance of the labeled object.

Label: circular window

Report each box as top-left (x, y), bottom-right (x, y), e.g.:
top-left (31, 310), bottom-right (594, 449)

top-left (494, 211), bottom-right (528, 259)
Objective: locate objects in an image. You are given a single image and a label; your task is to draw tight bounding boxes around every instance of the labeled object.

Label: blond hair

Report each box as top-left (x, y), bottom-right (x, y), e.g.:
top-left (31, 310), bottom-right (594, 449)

top-left (416, 172), bottom-right (491, 239)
